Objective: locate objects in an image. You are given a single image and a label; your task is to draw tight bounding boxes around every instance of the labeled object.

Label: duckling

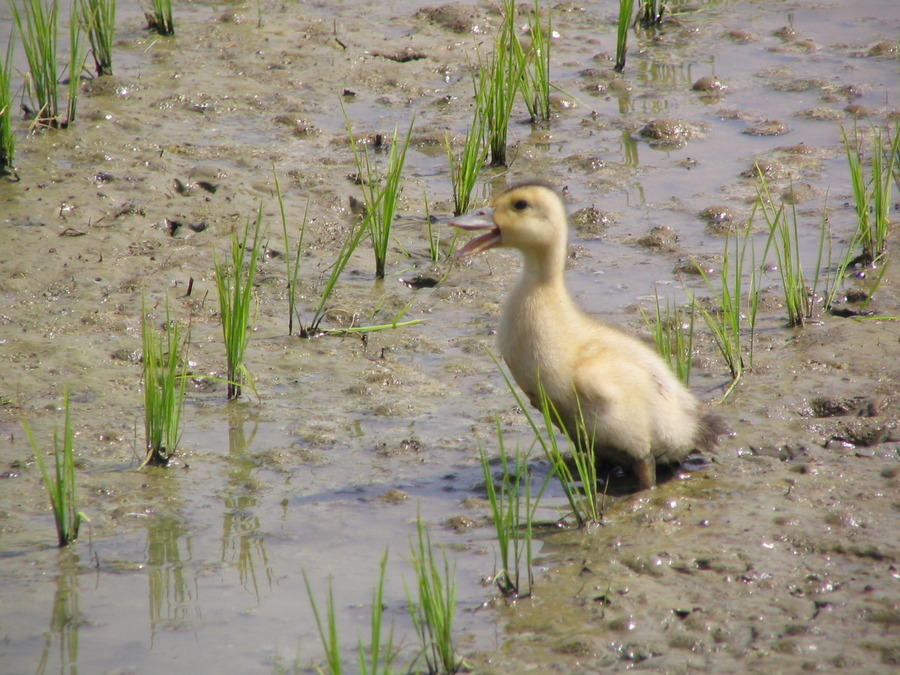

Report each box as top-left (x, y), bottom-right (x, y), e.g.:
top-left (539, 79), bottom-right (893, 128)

top-left (452, 182), bottom-right (726, 490)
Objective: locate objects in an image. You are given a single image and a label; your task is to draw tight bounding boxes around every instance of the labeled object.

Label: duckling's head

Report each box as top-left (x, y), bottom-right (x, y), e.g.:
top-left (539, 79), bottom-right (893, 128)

top-left (451, 182), bottom-right (568, 260)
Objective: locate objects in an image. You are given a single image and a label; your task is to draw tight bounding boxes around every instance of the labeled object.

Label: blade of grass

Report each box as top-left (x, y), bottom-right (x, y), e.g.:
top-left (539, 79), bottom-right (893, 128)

top-left (65, 1), bottom-right (86, 127)
top-left (358, 549), bottom-right (397, 675)
top-left (10, 0), bottom-right (60, 126)
top-left (141, 294), bottom-right (189, 466)
top-left (687, 212), bottom-right (761, 397)
top-left (478, 420), bottom-right (544, 598)
top-left (273, 165), bottom-right (308, 337)
top-left (405, 512), bottom-right (461, 674)
top-left (637, 0), bottom-right (665, 27)
top-left (145, 0), bottom-right (174, 36)
top-left (640, 291), bottom-right (694, 386)
top-left (79, 0), bottom-right (115, 76)
top-left (343, 105), bottom-right (414, 279)
top-left (488, 350), bottom-right (604, 526)
top-left (0, 31), bottom-right (16, 174)
top-left (757, 175), bottom-right (810, 327)
top-left (303, 572), bottom-right (343, 675)
top-left (22, 389), bottom-right (89, 546)
top-left (214, 208), bottom-right (263, 399)
top-left (304, 217), bottom-right (367, 337)
top-left (615, 0), bottom-right (636, 73)
top-left (520, 0), bottom-right (552, 122)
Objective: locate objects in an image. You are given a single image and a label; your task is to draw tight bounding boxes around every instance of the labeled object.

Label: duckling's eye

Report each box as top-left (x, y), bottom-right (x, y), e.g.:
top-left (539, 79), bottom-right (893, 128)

top-left (513, 199), bottom-right (528, 211)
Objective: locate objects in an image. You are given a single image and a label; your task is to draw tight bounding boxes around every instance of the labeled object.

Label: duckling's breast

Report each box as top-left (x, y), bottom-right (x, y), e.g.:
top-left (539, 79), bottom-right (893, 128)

top-left (498, 282), bottom-right (581, 406)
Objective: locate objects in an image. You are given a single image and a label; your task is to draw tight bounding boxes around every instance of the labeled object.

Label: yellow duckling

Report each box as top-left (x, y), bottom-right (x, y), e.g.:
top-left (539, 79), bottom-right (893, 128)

top-left (452, 182), bottom-right (725, 490)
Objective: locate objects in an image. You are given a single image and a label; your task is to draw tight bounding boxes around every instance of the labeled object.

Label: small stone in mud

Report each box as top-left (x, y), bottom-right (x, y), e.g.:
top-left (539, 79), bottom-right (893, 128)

top-left (692, 76), bottom-right (727, 93)
top-left (400, 275), bottom-right (440, 289)
top-left (637, 225), bottom-right (678, 250)
top-left (743, 119), bottom-right (790, 136)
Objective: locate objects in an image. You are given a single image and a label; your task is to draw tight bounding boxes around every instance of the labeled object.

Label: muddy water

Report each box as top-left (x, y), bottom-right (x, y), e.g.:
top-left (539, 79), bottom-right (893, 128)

top-left (1, 0), bottom-right (898, 673)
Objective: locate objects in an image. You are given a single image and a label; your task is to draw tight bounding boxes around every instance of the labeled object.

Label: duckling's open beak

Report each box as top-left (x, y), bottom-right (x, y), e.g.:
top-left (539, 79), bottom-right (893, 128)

top-left (450, 207), bottom-right (500, 257)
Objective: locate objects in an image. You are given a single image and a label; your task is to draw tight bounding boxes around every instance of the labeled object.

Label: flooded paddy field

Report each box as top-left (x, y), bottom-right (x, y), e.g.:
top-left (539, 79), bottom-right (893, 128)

top-left (0, 0), bottom-right (898, 672)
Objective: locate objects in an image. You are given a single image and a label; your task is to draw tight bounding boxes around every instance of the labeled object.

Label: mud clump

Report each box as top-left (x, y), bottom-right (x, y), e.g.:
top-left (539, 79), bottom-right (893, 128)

top-left (638, 118), bottom-right (701, 148)
top-left (637, 225), bottom-right (679, 250)
top-left (571, 206), bottom-right (613, 237)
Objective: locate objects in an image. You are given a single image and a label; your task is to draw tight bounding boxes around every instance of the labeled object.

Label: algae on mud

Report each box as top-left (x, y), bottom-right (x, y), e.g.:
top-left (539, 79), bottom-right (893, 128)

top-left (0, 0), bottom-right (898, 673)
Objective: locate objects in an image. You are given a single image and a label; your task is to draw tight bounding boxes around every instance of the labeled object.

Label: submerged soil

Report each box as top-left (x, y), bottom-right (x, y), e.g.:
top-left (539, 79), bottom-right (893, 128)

top-left (1, 0), bottom-right (898, 673)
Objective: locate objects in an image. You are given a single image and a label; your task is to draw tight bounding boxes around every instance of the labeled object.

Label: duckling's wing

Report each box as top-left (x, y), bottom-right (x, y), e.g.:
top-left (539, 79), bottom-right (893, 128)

top-left (570, 353), bottom-right (655, 459)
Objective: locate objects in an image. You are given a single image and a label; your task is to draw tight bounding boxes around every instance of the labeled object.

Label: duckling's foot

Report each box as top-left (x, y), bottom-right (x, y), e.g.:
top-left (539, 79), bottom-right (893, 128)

top-left (634, 457), bottom-right (657, 490)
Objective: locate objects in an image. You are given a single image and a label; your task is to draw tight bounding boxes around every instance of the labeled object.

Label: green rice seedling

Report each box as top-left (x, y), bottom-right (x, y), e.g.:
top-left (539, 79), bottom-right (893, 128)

top-left (0, 33), bottom-right (16, 174)
top-left (537, 380), bottom-right (604, 525)
top-left (295, 220), bottom-right (422, 337)
top-left (145, 0), bottom-right (174, 36)
top-left (406, 513), bottom-right (462, 674)
top-left (303, 549), bottom-right (397, 675)
top-left (757, 177), bottom-right (811, 327)
top-left (637, 0), bottom-right (665, 27)
top-left (10, 0), bottom-right (61, 126)
top-left (214, 208), bottom-right (263, 400)
top-left (303, 573), bottom-right (343, 675)
top-left (819, 209), bottom-right (858, 314)
top-left (478, 2), bottom-right (521, 165)
top-left (358, 549), bottom-right (397, 675)
top-left (689, 217), bottom-right (762, 398)
top-left (273, 167), bottom-right (308, 337)
top-left (301, 217), bottom-right (366, 337)
top-left (65, 2), bottom-right (86, 127)
top-left (430, 220), bottom-right (462, 261)
top-left (476, 52), bottom-right (514, 168)
top-left (78, 0), bottom-right (115, 76)
top-left (344, 106), bottom-right (414, 279)
top-left (445, 124), bottom-right (488, 218)
top-left (425, 192), bottom-right (442, 262)
top-left (445, 51), bottom-right (489, 216)
top-left (511, 0), bottom-right (552, 122)
top-left (489, 351), bottom-right (603, 527)
top-left (843, 124), bottom-right (898, 265)
top-left (22, 389), bottom-right (89, 547)
top-left (614, 0), bottom-right (636, 73)
top-left (478, 422), bottom-right (541, 598)
top-left (640, 292), bottom-right (694, 386)
top-left (141, 295), bottom-right (189, 467)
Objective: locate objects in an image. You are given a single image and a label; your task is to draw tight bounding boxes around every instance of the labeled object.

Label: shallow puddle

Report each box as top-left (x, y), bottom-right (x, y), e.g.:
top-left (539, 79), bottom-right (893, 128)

top-left (1, 0), bottom-right (898, 673)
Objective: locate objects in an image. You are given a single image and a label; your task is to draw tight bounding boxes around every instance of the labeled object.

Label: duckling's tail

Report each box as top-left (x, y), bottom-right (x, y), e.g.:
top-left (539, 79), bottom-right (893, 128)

top-left (696, 412), bottom-right (730, 452)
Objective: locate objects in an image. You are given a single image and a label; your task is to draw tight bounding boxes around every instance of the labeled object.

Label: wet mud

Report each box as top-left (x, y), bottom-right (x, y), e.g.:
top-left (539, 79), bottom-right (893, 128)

top-left (0, 0), bottom-right (898, 673)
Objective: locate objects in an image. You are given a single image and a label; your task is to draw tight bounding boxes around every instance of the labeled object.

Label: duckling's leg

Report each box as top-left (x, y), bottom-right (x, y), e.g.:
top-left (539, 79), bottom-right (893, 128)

top-left (634, 457), bottom-right (657, 490)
